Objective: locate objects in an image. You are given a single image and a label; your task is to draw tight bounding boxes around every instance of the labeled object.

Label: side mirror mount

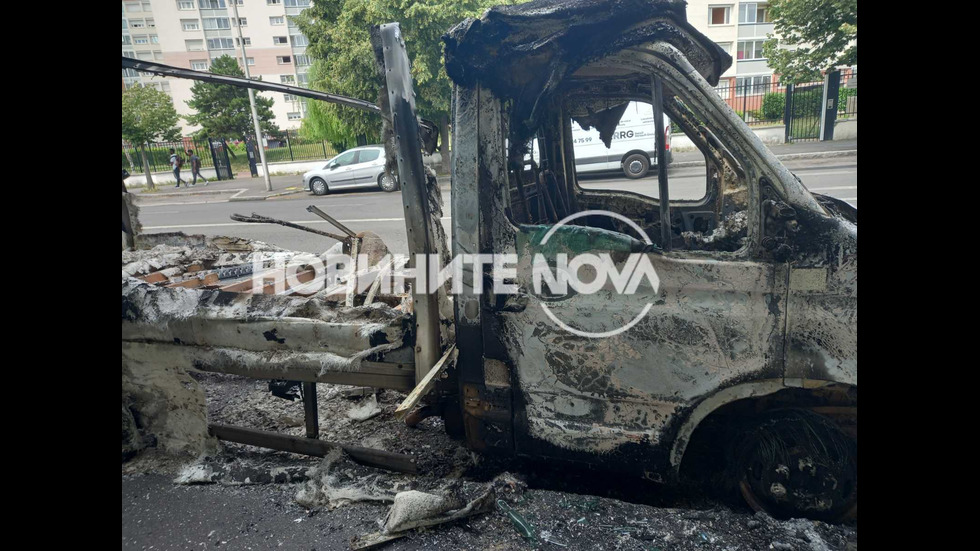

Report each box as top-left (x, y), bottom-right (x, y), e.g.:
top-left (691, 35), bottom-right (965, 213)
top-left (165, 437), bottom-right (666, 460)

top-left (328, 161), bottom-right (338, 170)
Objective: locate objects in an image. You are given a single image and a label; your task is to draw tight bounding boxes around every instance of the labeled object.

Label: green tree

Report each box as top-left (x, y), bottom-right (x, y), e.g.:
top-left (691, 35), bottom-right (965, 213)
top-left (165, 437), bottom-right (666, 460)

top-left (293, 0), bottom-right (522, 163)
top-left (185, 55), bottom-right (281, 143)
top-left (762, 0), bottom-right (856, 84)
top-left (121, 85), bottom-right (181, 190)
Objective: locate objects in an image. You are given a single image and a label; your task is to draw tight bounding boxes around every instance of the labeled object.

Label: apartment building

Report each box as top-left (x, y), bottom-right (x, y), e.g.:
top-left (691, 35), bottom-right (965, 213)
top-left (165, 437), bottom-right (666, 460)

top-left (122, 0), bottom-right (313, 134)
top-left (685, 1), bottom-right (778, 93)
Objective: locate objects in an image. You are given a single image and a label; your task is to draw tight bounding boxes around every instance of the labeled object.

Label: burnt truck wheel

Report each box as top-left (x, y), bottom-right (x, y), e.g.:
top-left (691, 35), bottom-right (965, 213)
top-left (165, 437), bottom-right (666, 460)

top-left (310, 178), bottom-right (328, 196)
top-left (622, 153), bottom-right (650, 179)
top-left (378, 172), bottom-right (398, 192)
top-left (731, 409), bottom-right (856, 521)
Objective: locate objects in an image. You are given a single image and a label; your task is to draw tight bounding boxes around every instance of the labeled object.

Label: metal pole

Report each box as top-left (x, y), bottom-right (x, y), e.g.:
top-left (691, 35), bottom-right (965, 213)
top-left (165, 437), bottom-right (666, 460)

top-left (231, 1), bottom-right (272, 191)
top-left (651, 75), bottom-right (671, 251)
top-left (302, 382), bottom-right (318, 439)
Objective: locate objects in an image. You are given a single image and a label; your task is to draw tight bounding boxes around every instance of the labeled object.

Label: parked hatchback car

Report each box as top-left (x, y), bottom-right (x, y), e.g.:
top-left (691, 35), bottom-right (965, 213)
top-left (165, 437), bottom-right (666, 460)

top-left (303, 145), bottom-right (397, 195)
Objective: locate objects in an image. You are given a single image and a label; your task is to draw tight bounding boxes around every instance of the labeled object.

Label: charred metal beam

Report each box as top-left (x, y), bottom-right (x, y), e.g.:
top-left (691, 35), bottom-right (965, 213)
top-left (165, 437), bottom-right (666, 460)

top-left (122, 57), bottom-right (381, 114)
top-left (651, 75), bottom-right (671, 251)
top-left (305, 205), bottom-right (357, 239)
top-left (208, 424), bottom-right (418, 473)
top-left (302, 382), bottom-right (318, 439)
top-left (230, 212), bottom-right (347, 242)
top-left (374, 23), bottom-right (441, 385)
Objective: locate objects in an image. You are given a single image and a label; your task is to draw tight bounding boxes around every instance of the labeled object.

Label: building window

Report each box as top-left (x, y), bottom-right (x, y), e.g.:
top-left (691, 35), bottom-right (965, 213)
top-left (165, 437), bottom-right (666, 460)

top-left (136, 51), bottom-right (153, 60)
top-left (181, 19), bottom-right (200, 31)
top-left (207, 37), bottom-right (235, 49)
top-left (122, 35), bottom-right (132, 45)
top-left (736, 40), bottom-right (766, 60)
top-left (133, 35), bottom-right (149, 45)
top-left (277, 56), bottom-right (292, 64)
top-left (246, 57), bottom-right (255, 66)
top-left (735, 75), bottom-right (771, 96)
top-left (153, 50), bottom-right (164, 60)
top-left (186, 39), bottom-right (204, 51)
top-left (235, 37), bottom-right (252, 46)
top-left (146, 19), bottom-right (155, 28)
top-left (709, 6), bottom-right (731, 25)
top-left (178, 1), bottom-right (195, 9)
top-left (199, 0), bottom-right (227, 9)
top-left (270, 16), bottom-right (285, 26)
top-left (130, 19), bottom-right (145, 29)
top-left (203, 17), bottom-right (231, 30)
top-left (739, 3), bottom-right (771, 24)
top-left (233, 17), bottom-right (247, 27)
top-left (284, 94), bottom-right (297, 102)
top-left (150, 35), bottom-right (159, 44)
top-left (281, 75), bottom-right (296, 84)
top-left (715, 41), bottom-right (732, 55)
top-left (290, 34), bottom-right (308, 47)
top-left (123, 50), bottom-right (135, 58)
top-left (294, 54), bottom-right (311, 66)
top-left (285, 0), bottom-right (310, 6)
top-left (273, 36), bottom-right (288, 45)
top-left (297, 73), bottom-right (308, 85)
top-left (142, 1), bottom-right (152, 11)
top-left (287, 112), bottom-right (302, 121)
top-left (124, 2), bottom-right (141, 12)
top-left (122, 19), bottom-right (128, 29)
top-left (191, 60), bottom-right (209, 71)
top-left (267, 0), bottom-right (282, 5)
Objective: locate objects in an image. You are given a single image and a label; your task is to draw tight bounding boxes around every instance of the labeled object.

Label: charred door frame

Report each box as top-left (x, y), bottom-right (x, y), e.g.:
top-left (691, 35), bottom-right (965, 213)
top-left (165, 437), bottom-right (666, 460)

top-left (450, 41), bottom-right (824, 467)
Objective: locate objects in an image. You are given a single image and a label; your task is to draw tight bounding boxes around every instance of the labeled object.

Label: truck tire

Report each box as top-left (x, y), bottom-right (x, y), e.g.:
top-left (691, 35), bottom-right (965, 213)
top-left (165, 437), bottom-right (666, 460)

top-left (622, 153), bottom-right (649, 179)
top-left (731, 408), bottom-right (857, 521)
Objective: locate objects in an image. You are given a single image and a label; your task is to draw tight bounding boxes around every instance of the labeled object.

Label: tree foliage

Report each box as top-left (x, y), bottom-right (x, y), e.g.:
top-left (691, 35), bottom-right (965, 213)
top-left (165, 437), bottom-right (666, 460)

top-left (121, 84), bottom-right (181, 189)
top-left (762, 0), bottom-right (856, 84)
top-left (121, 85), bottom-right (181, 145)
top-left (293, 0), bottom-right (520, 147)
top-left (185, 55), bottom-right (281, 140)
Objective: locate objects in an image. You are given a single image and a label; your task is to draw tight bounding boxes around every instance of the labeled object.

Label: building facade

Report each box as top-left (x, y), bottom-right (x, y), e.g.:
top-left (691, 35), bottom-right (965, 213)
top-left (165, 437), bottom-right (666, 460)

top-left (122, 0), bottom-right (312, 134)
top-left (685, 1), bottom-right (778, 91)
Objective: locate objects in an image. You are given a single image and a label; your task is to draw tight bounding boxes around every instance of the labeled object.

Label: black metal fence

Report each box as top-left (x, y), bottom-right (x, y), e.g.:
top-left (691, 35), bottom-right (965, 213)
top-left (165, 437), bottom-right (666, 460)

top-left (122, 138), bottom-right (215, 173)
top-left (838, 70), bottom-right (858, 119)
top-left (263, 130), bottom-right (338, 163)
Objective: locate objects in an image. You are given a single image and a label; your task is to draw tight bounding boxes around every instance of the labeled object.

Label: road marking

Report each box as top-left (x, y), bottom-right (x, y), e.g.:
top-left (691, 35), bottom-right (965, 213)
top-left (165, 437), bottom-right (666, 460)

top-left (807, 186), bottom-right (857, 191)
top-left (143, 216), bottom-right (452, 230)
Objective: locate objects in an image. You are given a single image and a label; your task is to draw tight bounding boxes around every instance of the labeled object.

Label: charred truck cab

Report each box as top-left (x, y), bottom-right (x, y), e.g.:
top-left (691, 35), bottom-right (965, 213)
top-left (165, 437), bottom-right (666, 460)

top-left (433, 0), bottom-right (856, 520)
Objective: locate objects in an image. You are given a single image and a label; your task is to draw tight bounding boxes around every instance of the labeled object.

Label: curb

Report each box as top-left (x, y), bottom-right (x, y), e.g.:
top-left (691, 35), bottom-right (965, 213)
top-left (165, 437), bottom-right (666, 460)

top-left (670, 149), bottom-right (856, 169)
top-left (135, 187), bottom-right (247, 198)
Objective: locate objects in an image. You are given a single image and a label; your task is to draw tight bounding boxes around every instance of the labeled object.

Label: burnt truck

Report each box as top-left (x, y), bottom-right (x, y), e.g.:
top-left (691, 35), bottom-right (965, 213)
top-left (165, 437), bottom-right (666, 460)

top-left (122, 0), bottom-right (856, 522)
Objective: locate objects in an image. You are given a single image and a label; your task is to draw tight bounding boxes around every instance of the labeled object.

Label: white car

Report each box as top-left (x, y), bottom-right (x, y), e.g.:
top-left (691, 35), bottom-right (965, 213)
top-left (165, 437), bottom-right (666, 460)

top-left (303, 145), bottom-right (397, 195)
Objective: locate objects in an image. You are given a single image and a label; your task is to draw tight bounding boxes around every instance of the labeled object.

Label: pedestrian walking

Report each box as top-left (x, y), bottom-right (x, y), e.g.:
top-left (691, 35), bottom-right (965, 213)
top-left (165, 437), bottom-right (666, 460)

top-left (187, 149), bottom-right (209, 186)
top-left (169, 148), bottom-right (189, 187)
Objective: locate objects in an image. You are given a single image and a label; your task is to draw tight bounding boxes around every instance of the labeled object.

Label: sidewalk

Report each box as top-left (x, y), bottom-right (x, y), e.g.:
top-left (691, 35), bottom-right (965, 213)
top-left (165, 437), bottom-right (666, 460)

top-left (133, 173), bottom-right (308, 202)
top-left (671, 139), bottom-right (857, 166)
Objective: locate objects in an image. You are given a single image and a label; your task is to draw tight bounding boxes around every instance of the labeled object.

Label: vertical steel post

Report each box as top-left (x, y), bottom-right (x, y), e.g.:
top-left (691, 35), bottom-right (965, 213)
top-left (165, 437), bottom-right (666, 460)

top-left (651, 76), bottom-right (671, 251)
top-left (232, 1), bottom-right (272, 191)
top-left (286, 129), bottom-right (294, 161)
top-left (377, 23), bottom-right (441, 384)
top-left (302, 382), bottom-right (318, 439)
top-left (783, 83), bottom-right (794, 143)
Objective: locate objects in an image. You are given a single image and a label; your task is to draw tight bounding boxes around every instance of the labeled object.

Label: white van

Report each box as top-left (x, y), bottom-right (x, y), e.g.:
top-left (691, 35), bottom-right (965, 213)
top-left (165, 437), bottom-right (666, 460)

top-left (532, 101), bottom-right (672, 179)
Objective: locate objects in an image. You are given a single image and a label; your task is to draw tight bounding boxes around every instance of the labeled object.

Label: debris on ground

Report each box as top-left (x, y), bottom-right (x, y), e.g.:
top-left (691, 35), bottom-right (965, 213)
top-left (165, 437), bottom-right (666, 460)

top-left (123, 370), bottom-right (857, 551)
top-left (348, 394), bottom-right (383, 422)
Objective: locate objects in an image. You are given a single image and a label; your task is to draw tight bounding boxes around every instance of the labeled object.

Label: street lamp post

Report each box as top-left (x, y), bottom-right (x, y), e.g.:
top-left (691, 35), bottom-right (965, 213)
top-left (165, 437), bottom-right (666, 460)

top-left (231, 1), bottom-right (272, 191)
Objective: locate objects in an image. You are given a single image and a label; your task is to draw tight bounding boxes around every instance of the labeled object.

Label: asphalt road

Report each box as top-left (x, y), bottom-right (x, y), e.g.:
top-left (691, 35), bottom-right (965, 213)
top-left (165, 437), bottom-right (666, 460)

top-left (137, 156), bottom-right (857, 255)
